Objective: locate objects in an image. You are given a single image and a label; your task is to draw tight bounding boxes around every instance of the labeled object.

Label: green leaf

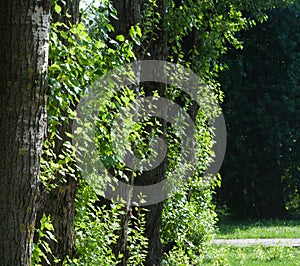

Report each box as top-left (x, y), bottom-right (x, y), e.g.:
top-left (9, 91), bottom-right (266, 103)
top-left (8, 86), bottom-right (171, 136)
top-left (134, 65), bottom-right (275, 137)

top-left (116, 35), bottom-right (125, 42)
top-left (48, 64), bottom-right (60, 72)
top-left (54, 4), bottom-right (62, 14)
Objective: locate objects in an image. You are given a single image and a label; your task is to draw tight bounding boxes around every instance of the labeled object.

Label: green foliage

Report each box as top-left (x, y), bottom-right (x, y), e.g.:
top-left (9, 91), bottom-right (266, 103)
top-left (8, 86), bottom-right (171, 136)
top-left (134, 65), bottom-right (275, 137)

top-left (126, 209), bottom-right (149, 265)
top-left (47, 4), bottom-right (149, 263)
top-left (36, 2), bottom-right (137, 264)
top-left (43, 0), bottom-right (136, 187)
top-left (161, 175), bottom-right (220, 261)
top-left (38, 0), bottom-right (299, 264)
top-left (32, 215), bottom-right (59, 265)
top-left (165, 1), bottom-right (249, 78)
top-left (42, 17), bottom-right (94, 189)
top-left (64, 180), bottom-right (148, 265)
top-left (40, 138), bottom-right (76, 189)
top-left (67, 183), bottom-right (123, 265)
top-left (162, 247), bottom-right (197, 265)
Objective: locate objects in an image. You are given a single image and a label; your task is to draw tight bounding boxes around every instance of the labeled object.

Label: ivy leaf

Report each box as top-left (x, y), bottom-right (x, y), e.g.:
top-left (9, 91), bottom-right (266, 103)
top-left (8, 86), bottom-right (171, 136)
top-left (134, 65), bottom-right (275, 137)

top-left (54, 4), bottom-right (62, 14)
top-left (116, 35), bottom-right (125, 42)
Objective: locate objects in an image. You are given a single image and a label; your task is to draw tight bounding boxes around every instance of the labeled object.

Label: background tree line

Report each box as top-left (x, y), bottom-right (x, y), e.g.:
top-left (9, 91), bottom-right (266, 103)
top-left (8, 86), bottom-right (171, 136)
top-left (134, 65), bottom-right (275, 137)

top-left (217, 1), bottom-right (300, 219)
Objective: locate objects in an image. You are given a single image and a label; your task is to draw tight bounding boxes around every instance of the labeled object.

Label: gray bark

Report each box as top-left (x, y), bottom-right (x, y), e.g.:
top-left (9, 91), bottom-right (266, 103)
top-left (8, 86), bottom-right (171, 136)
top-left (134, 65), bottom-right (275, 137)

top-left (0, 0), bottom-right (50, 265)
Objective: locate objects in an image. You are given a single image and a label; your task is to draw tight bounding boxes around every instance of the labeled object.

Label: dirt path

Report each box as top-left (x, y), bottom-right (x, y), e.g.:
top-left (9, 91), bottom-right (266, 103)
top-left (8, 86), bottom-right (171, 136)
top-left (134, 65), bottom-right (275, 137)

top-left (211, 238), bottom-right (300, 247)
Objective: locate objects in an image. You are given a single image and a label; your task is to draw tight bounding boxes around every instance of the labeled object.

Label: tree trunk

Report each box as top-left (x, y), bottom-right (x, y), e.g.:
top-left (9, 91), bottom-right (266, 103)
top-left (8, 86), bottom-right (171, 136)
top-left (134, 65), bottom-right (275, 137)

top-left (0, 0), bottom-right (50, 265)
top-left (109, 1), bottom-right (142, 264)
top-left (34, 1), bottom-right (80, 264)
top-left (36, 123), bottom-right (77, 265)
top-left (111, 1), bottom-right (168, 265)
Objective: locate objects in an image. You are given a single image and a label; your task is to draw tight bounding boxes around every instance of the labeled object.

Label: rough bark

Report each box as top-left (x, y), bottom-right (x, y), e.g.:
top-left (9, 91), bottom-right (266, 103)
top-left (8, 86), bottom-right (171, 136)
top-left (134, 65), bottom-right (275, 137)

top-left (0, 0), bottom-right (50, 265)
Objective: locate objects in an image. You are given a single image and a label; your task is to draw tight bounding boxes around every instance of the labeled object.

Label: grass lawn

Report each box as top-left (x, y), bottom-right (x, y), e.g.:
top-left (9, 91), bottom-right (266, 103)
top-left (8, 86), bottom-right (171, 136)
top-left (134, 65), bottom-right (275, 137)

top-left (215, 219), bottom-right (300, 239)
top-left (163, 219), bottom-right (300, 265)
top-left (201, 245), bottom-right (300, 266)
top-left (199, 218), bottom-right (300, 265)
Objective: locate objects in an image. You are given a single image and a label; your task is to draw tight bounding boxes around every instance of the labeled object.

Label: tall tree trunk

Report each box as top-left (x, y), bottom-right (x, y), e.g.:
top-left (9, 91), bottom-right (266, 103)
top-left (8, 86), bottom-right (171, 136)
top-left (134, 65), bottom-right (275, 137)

top-left (0, 0), bottom-right (50, 264)
top-left (109, 2), bottom-right (142, 264)
top-left (138, 2), bottom-right (168, 264)
top-left (35, 1), bottom-right (80, 264)
top-left (111, 1), bottom-right (168, 265)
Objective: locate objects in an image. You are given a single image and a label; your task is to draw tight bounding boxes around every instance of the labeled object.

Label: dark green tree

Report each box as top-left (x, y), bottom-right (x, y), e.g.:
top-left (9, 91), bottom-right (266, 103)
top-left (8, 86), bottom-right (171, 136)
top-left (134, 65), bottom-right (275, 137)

top-left (218, 2), bottom-right (300, 218)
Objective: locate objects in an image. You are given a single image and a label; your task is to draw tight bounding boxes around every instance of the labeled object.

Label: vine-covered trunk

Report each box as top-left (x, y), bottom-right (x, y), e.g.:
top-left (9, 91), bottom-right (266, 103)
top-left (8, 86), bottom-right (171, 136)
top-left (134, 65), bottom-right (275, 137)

top-left (111, 1), bottom-right (168, 265)
top-left (34, 1), bottom-right (80, 264)
top-left (0, 0), bottom-right (50, 264)
top-left (36, 121), bottom-right (78, 265)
